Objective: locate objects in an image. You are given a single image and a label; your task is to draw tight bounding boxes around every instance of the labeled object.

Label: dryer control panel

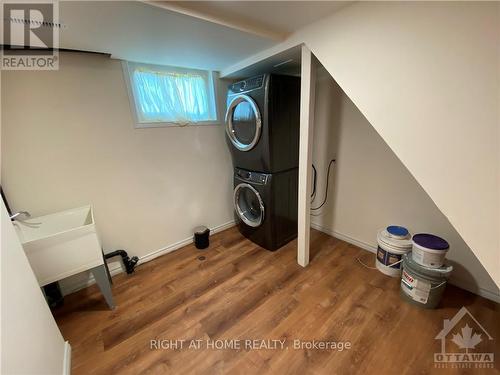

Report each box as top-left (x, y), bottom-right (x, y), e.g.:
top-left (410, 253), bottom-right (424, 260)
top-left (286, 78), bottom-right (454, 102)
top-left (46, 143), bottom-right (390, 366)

top-left (235, 168), bottom-right (268, 185)
top-left (229, 75), bottom-right (265, 93)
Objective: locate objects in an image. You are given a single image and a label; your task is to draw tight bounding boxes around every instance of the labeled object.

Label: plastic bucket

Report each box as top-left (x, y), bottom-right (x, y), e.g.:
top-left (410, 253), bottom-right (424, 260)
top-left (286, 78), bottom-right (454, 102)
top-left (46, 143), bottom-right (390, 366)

top-left (412, 233), bottom-right (449, 268)
top-left (376, 227), bottom-right (412, 277)
top-left (400, 254), bottom-right (453, 309)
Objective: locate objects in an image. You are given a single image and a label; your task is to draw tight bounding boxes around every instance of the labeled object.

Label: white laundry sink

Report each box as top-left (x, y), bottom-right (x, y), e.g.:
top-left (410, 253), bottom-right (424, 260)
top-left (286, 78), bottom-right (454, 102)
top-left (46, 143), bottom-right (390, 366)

top-left (14, 205), bottom-right (104, 287)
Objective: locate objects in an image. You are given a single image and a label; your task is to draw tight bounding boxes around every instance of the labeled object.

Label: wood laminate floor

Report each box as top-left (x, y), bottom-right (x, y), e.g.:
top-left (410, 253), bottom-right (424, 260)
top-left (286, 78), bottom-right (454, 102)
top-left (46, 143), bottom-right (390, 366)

top-left (54, 227), bottom-right (499, 375)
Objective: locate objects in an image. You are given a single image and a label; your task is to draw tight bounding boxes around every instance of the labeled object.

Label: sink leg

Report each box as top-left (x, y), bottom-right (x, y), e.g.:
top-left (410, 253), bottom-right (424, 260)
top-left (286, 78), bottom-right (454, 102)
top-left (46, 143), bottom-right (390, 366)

top-left (91, 265), bottom-right (115, 310)
top-left (101, 249), bottom-right (113, 285)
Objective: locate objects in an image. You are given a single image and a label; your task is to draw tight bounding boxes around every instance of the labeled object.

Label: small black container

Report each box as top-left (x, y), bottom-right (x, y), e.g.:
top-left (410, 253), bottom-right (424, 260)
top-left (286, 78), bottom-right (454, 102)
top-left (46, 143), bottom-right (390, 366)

top-left (194, 226), bottom-right (210, 249)
top-left (43, 282), bottom-right (64, 309)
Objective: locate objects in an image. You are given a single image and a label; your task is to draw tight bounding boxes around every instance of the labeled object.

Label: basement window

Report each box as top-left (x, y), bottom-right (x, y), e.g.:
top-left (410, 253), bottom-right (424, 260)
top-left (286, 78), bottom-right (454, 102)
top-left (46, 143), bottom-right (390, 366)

top-left (123, 61), bottom-right (218, 128)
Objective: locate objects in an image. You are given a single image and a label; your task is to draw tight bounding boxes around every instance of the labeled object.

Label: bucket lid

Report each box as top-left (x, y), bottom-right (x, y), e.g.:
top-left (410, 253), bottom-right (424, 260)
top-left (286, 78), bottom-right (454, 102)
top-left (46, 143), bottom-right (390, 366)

top-left (412, 233), bottom-right (449, 251)
top-left (386, 225), bottom-right (409, 238)
top-left (378, 229), bottom-right (412, 249)
top-left (403, 253), bottom-right (453, 278)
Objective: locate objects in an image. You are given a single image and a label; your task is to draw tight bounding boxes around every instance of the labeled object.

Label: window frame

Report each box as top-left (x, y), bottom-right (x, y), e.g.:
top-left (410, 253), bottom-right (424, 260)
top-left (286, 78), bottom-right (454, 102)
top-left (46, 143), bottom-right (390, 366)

top-left (122, 61), bottom-right (220, 129)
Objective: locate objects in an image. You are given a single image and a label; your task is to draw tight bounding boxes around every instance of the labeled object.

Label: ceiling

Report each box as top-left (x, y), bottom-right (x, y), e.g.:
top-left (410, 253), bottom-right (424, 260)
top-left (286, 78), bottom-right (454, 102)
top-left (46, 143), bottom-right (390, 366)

top-left (150, 1), bottom-right (353, 40)
top-left (59, 1), bottom-right (276, 70)
top-left (59, 1), bottom-right (353, 71)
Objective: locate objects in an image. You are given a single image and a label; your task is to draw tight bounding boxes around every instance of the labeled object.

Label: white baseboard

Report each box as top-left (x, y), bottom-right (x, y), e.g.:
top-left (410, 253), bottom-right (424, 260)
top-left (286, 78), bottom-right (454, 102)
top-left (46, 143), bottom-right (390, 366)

top-left (449, 277), bottom-right (500, 303)
top-left (139, 220), bottom-right (235, 264)
top-left (310, 222), bottom-right (500, 303)
top-left (63, 341), bottom-right (71, 375)
top-left (61, 220), bottom-right (499, 303)
top-left (62, 221), bottom-right (235, 295)
top-left (311, 222), bottom-right (377, 253)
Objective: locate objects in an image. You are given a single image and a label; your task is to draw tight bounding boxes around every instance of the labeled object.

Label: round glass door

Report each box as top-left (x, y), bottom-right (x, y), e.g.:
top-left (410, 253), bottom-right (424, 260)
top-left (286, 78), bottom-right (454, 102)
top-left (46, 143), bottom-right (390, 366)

top-left (225, 95), bottom-right (262, 151)
top-left (233, 183), bottom-right (264, 227)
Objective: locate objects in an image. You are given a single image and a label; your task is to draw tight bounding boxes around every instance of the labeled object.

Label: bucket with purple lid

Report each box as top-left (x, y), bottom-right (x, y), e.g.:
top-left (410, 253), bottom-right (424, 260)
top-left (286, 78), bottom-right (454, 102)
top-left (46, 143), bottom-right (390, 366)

top-left (411, 233), bottom-right (449, 268)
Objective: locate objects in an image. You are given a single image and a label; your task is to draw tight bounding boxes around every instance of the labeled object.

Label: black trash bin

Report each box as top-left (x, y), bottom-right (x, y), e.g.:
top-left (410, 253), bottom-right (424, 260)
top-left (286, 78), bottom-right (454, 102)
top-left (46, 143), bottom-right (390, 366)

top-left (194, 226), bottom-right (210, 249)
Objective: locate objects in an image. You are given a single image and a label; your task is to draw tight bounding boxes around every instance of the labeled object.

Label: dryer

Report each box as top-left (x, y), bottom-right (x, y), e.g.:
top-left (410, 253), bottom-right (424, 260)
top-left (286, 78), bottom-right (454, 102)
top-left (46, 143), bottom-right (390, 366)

top-left (233, 167), bottom-right (298, 251)
top-left (225, 74), bottom-right (300, 173)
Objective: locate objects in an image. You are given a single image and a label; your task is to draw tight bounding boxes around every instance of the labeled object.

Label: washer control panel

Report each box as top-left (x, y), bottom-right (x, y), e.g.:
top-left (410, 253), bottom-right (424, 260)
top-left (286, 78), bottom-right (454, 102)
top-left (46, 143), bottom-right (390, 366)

top-left (235, 168), bottom-right (268, 184)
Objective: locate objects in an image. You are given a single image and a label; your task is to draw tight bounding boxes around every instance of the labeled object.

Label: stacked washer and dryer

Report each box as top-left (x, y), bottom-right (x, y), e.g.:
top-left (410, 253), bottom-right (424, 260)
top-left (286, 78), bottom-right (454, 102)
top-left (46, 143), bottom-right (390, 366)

top-left (225, 74), bottom-right (300, 251)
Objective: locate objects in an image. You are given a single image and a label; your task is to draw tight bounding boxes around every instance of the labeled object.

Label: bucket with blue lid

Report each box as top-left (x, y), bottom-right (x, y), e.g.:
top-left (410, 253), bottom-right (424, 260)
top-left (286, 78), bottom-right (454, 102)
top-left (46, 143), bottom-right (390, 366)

top-left (411, 233), bottom-right (449, 268)
top-left (376, 225), bottom-right (412, 277)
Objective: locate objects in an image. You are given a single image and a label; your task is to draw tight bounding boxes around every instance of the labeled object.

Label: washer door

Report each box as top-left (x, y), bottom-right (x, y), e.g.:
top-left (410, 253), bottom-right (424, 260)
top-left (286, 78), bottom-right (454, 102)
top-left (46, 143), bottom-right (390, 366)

top-left (225, 94), bottom-right (262, 152)
top-left (233, 183), bottom-right (264, 227)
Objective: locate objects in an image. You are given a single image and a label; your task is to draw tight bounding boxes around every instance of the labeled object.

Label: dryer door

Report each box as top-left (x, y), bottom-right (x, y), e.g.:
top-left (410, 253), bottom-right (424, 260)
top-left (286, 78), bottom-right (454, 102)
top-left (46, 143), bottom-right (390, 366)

top-left (233, 183), bottom-right (264, 227)
top-left (225, 94), bottom-right (262, 152)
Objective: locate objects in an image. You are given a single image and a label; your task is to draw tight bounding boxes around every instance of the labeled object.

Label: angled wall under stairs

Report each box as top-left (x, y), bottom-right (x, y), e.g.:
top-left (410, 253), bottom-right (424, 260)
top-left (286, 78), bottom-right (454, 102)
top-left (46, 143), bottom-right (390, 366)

top-left (288, 2), bottom-right (499, 288)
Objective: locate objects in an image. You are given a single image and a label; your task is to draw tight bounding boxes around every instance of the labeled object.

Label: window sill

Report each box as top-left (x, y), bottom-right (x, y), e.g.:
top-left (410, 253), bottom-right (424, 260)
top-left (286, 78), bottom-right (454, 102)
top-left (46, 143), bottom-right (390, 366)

top-left (134, 120), bottom-right (221, 129)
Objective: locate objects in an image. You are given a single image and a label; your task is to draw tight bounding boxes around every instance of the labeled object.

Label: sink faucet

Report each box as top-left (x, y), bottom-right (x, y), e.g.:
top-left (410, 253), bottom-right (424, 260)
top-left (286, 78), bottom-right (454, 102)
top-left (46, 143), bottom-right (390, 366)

top-left (10, 211), bottom-right (31, 221)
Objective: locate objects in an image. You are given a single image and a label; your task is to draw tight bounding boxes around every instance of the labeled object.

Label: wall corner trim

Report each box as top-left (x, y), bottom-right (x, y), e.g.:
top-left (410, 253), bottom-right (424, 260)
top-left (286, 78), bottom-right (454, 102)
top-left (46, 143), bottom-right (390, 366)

top-left (63, 341), bottom-right (71, 375)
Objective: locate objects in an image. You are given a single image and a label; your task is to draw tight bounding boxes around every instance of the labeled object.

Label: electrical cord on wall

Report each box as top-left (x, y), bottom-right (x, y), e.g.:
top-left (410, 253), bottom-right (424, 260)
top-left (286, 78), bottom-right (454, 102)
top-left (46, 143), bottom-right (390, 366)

top-left (311, 159), bottom-right (336, 211)
top-left (311, 164), bottom-right (317, 199)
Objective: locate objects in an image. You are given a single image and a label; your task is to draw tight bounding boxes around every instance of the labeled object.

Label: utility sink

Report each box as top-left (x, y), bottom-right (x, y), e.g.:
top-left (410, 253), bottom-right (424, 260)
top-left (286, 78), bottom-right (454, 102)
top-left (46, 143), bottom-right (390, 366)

top-left (14, 205), bottom-right (105, 287)
top-left (14, 205), bottom-right (114, 309)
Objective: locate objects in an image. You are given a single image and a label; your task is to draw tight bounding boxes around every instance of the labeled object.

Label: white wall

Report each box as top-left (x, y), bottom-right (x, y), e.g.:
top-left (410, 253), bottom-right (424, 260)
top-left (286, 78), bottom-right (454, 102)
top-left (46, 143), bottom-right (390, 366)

top-left (1, 52), bottom-right (234, 293)
top-left (1, 200), bottom-right (68, 375)
top-left (290, 1), bottom-right (500, 287)
top-left (311, 68), bottom-right (499, 301)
